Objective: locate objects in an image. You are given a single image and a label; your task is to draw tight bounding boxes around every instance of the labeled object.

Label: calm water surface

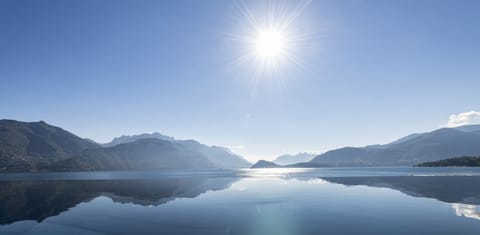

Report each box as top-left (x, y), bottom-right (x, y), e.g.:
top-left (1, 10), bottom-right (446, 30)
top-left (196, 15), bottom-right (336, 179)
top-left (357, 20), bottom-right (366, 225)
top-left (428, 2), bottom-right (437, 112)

top-left (1, 167), bottom-right (480, 235)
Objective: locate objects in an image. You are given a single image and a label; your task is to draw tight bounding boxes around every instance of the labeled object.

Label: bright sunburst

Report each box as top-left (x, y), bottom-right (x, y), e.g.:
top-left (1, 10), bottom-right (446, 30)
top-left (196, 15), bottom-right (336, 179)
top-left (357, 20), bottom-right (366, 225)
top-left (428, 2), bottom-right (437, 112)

top-left (254, 29), bottom-right (286, 59)
top-left (228, 0), bottom-right (313, 79)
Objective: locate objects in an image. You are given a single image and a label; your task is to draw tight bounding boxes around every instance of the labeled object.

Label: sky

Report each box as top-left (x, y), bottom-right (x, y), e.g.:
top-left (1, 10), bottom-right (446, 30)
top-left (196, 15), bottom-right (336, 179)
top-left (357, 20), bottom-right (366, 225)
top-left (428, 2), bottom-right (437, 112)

top-left (1, 0), bottom-right (480, 162)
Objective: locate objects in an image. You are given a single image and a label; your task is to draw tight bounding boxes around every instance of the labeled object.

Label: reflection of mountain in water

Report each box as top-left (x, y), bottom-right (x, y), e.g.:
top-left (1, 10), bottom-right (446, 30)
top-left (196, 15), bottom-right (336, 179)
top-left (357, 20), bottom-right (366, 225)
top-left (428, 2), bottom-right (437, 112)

top-left (321, 176), bottom-right (480, 205)
top-left (0, 177), bottom-right (237, 225)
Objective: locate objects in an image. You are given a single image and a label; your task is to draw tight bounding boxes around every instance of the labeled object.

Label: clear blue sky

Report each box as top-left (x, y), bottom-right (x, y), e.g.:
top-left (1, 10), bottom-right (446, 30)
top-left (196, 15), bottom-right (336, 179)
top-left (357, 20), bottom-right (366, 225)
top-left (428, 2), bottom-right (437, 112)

top-left (1, 0), bottom-right (479, 161)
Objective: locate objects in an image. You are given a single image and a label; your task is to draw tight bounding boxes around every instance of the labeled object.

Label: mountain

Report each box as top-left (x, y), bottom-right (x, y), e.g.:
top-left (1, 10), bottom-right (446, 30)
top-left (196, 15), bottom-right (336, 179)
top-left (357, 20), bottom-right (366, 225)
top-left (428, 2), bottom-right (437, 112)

top-left (0, 120), bottom-right (250, 172)
top-left (0, 119), bottom-right (99, 172)
top-left (54, 137), bottom-right (251, 170)
top-left (273, 153), bottom-right (316, 165)
top-left (365, 133), bottom-right (423, 149)
top-left (310, 125), bottom-right (480, 166)
top-left (416, 156), bottom-right (480, 167)
top-left (53, 138), bottom-right (218, 171)
top-left (177, 141), bottom-right (250, 169)
top-left (251, 160), bottom-right (281, 168)
top-left (454, 124), bottom-right (480, 133)
top-left (103, 133), bottom-right (250, 169)
top-left (102, 133), bottom-right (175, 147)
top-left (83, 138), bottom-right (99, 145)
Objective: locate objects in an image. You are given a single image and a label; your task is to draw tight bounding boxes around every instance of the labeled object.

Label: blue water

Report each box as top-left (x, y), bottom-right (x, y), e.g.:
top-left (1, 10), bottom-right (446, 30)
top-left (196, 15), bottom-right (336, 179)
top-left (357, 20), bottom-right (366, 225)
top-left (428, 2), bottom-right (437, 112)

top-left (2, 167), bottom-right (480, 181)
top-left (1, 167), bottom-right (480, 234)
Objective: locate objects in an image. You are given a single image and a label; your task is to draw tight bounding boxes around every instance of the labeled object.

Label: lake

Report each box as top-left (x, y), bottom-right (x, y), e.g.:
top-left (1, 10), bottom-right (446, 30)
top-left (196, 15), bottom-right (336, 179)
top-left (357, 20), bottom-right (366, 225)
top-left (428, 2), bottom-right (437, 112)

top-left (1, 167), bottom-right (480, 235)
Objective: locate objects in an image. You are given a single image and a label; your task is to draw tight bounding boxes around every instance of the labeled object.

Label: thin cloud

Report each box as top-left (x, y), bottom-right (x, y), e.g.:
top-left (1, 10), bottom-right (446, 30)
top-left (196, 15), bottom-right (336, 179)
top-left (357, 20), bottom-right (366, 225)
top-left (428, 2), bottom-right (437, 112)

top-left (444, 110), bottom-right (480, 127)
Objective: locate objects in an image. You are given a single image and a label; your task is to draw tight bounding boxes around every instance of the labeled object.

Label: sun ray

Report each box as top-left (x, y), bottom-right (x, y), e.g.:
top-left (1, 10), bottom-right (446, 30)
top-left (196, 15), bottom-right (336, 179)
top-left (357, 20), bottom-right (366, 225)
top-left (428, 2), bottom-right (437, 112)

top-left (219, 0), bottom-right (325, 99)
top-left (233, 1), bottom-right (313, 76)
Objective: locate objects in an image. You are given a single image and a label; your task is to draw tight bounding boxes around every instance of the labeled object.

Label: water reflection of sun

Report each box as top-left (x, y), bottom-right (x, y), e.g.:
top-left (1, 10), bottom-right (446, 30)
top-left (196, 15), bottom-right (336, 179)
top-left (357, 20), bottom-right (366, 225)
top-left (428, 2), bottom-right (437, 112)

top-left (242, 168), bottom-right (314, 179)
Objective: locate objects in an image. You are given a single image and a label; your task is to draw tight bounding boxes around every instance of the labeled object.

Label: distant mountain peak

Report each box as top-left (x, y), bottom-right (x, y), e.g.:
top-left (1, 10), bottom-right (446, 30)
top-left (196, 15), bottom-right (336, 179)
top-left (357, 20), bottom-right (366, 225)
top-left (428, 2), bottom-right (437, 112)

top-left (102, 132), bottom-right (250, 169)
top-left (251, 160), bottom-right (280, 169)
top-left (103, 132), bottom-right (175, 147)
top-left (273, 152), bottom-right (316, 165)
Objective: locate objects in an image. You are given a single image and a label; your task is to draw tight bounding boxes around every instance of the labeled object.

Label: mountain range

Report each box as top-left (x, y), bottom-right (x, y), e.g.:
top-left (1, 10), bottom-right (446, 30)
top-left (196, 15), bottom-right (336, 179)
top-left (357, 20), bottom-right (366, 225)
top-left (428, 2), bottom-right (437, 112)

top-left (310, 125), bottom-right (480, 166)
top-left (3, 119), bottom-right (480, 172)
top-left (102, 133), bottom-right (250, 169)
top-left (0, 119), bottom-right (249, 172)
top-left (252, 125), bottom-right (480, 168)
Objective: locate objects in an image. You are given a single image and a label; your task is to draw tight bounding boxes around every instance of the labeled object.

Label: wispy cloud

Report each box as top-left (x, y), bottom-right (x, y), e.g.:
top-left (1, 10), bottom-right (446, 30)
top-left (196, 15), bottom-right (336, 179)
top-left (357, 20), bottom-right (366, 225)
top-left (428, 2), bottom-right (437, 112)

top-left (444, 110), bottom-right (480, 127)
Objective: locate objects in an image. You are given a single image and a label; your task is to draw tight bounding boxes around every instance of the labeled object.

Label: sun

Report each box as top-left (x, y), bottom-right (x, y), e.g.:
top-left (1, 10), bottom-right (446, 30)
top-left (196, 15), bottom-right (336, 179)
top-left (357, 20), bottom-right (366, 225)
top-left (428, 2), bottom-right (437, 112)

top-left (254, 29), bottom-right (286, 59)
top-left (230, 0), bottom-right (313, 76)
